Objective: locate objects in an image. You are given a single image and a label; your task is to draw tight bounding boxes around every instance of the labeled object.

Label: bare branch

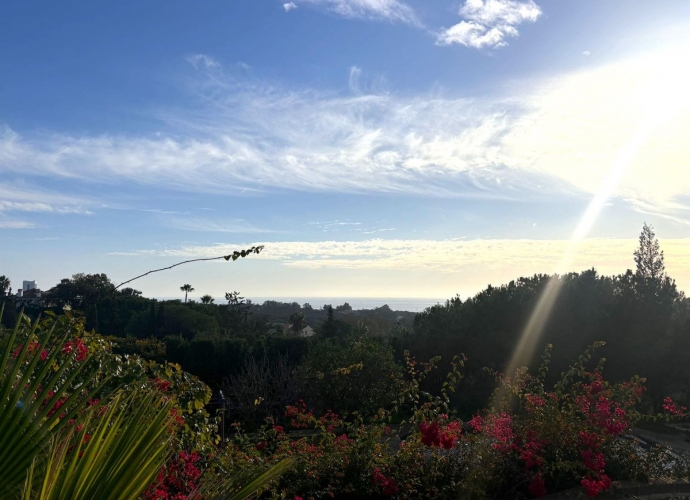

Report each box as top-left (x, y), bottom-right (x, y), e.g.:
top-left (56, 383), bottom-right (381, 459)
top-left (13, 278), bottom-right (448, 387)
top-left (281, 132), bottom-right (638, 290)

top-left (114, 245), bottom-right (264, 290)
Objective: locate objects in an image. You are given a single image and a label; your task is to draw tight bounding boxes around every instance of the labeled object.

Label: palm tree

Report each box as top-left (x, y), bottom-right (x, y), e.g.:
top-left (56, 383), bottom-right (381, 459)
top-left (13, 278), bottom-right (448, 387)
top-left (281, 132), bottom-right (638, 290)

top-left (180, 284), bottom-right (194, 304)
top-left (200, 294), bottom-right (215, 305)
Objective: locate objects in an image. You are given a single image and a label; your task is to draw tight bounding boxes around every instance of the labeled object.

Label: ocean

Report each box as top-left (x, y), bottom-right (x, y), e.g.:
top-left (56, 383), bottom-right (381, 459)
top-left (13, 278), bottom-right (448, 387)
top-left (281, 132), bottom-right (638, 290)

top-left (154, 296), bottom-right (447, 312)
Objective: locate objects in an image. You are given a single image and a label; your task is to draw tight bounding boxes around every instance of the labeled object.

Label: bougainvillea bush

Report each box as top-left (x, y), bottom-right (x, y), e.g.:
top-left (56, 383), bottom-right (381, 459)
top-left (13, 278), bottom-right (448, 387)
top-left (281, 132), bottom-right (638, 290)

top-left (3, 310), bottom-right (689, 500)
top-left (0, 311), bottom-right (289, 500)
top-left (213, 343), bottom-right (689, 500)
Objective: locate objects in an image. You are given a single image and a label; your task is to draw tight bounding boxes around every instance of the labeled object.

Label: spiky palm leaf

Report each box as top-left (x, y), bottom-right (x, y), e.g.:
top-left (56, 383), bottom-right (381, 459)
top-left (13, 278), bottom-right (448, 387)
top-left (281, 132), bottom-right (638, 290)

top-left (22, 390), bottom-right (175, 500)
top-left (0, 310), bottom-right (107, 496)
top-left (190, 457), bottom-right (294, 500)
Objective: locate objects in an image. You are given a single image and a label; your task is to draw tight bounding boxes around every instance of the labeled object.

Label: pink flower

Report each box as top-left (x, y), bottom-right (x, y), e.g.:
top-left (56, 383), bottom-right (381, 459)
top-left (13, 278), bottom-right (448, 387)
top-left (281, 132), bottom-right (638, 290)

top-left (373, 468), bottom-right (399, 496)
top-left (581, 474), bottom-right (611, 497)
top-left (581, 450), bottom-right (605, 472)
top-left (663, 397), bottom-right (688, 416)
top-left (528, 474), bottom-right (547, 497)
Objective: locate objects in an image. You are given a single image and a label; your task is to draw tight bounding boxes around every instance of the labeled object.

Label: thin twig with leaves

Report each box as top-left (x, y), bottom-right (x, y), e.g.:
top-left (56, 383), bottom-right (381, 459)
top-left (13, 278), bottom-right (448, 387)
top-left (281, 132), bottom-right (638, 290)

top-left (114, 246), bottom-right (264, 290)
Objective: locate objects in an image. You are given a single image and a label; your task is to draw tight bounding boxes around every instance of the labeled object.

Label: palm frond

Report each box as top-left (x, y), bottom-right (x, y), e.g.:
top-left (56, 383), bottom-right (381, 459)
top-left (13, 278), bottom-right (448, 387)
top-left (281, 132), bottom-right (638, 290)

top-left (0, 313), bottom-right (108, 496)
top-left (190, 457), bottom-right (295, 500)
top-left (23, 390), bottom-right (175, 500)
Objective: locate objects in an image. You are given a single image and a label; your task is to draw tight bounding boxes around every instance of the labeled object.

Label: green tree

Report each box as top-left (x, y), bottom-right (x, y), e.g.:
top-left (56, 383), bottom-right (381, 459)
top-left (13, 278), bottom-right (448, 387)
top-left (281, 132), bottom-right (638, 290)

top-left (149, 299), bottom-right (157, 337)
top-left (200, 294), bottom-right (215, 304)
top-left (634, 223), bottom-right (666, 281)
top-left (0, 276), bottom-right (10, 297)
top-left (298, 336), bottom-right (404, 417)
top-left (180, 284), bottom-right (194, 304)
top-left (48, 274), bottom-right (115, 309)
top-left (289, 311), bottom-right (306, 335)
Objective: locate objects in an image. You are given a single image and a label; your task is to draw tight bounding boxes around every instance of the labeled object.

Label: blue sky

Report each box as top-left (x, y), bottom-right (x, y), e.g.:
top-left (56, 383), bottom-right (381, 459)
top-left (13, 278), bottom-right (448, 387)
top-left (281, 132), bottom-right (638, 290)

top-left (2, 0), bottom-right (690, 301)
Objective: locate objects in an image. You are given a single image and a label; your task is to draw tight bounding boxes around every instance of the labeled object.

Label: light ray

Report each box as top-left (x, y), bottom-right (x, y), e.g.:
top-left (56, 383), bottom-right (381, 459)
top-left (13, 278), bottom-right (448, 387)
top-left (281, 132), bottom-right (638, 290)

top-left (499, 120), bottom-right (655, 401)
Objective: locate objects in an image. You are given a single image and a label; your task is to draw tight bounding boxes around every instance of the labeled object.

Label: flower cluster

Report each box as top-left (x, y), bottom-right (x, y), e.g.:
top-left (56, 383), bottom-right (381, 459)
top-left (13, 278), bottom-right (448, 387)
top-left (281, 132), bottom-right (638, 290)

top-left (418, 420), bottom-right (462, 449)
top-left (662, 397), bottom-right (688, 416)
top-left (372, 467), bottom-right (399, 496)
top-left (318, 409), bottom-right (340, 433)
top-left (142, 451), bottom-right (202, 500)
top-left (62, 338), bottom-right (89, 362)
top-left (12, 341), bottom-right (49, 361)
top-left (285, 400), bottom-right (313, 429)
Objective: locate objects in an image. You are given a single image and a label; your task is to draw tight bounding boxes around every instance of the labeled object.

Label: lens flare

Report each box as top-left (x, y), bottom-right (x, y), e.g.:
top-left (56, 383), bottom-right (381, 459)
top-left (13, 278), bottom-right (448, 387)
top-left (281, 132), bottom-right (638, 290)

top-left (498, 121), bottom-right (654, 401)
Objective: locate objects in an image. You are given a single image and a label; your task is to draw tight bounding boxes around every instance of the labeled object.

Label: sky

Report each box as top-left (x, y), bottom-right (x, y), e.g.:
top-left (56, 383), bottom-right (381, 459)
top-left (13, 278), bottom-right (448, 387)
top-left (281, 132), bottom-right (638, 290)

top-left (2, 0), bottom-right (690, 302)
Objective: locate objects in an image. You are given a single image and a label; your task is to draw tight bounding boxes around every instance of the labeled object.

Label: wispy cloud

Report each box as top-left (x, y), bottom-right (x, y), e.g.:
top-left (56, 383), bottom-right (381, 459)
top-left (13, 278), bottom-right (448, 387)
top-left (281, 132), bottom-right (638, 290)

top-left (437, 0), bottom-right (541, 49)
top-left (0, 183), bottom-right (93, 215)
top-left (283, 2), bottom-right (298, 12)
top-left (112, 237), bottom-right (690, 279)
top-left (168, 217), bottom-right (278, 234)
top-left (186, 54), bottom-right (220, 70)
top-left (0, 220), bottom-right (37, 229)
top-left (2, 46), bottom-right (690, 216)
top-left (297, 0), bottom-right (420, 26)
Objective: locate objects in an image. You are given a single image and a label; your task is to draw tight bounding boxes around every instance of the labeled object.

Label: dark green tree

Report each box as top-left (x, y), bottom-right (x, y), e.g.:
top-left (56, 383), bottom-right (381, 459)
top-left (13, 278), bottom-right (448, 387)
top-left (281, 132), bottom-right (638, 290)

top-left (289, 311), bottom-right (306, 335)
top-left (200, 294), bottom-right (215, 304)
top-left (634, 223), bottom-right (666, 281)
top-left (149, 299), bottom-right (157, 337)
top-left (0, 276), bottom-right (10, 297)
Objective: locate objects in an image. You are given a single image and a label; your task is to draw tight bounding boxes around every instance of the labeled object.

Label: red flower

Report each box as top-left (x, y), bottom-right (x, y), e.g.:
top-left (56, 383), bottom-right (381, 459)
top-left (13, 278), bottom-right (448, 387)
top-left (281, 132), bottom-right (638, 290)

top-left (154, 378), bottom-right (172, 392)
top-left (468, 414), bottom-right (484, 432)
top-left (528, 474), bottom-right (547, 497)
top-left (581, 474), bottom-right (611, 497)
top-left (663, 397), bottom-right (688, 416)
top-left (62, 338), bottom-right (89, 362)
top-left (419, 420), bottom-right (461, 449)
top-left (525, 394), bottom-right (546, 409)
top-left (581, 450), bottom-right (605, 472)
top-left (373, 468), bottom-right (399, 496)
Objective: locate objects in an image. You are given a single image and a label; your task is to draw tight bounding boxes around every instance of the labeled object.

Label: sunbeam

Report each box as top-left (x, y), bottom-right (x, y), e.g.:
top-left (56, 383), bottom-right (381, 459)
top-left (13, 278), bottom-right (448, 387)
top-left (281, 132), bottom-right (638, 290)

top-left (500, 121), bottom-right (655, 398)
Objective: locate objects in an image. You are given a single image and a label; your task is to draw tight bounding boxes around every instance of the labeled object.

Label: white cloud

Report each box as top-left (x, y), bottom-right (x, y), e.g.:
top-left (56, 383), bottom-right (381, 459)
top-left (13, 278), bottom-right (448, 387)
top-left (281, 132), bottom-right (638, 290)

top-left (583, 50), bottom-right (592, 56)
top-left (284, 2), bottom-right (298, 12)
top-left (349, 66), bottom-right (362, 94)
top-left (438, 0), bottom-right (541, 49)
top-left (112, 237), bottom-right (690, 283)
top-left (298, 0), bottom-right (420, 25)
top-left (460, 0), bottom-right (541, 26)
top-left (3, 45), bottom-right (690, 217)
top-left (0, 183), bottom-right (92, 214)
top-left (437, 21), bottom-right (509, 49)
top-left (0, 220), bottom-right (37, 229)
top-left (168, 218), bottom-right (278, 234)
top-left (186, 54), bottom-right (220, 70)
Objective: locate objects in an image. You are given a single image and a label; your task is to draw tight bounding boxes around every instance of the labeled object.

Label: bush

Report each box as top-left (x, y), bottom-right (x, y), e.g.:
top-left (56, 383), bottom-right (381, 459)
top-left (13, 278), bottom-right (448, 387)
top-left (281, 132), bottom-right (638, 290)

top-left (297, 336), bottom-right (405, 418)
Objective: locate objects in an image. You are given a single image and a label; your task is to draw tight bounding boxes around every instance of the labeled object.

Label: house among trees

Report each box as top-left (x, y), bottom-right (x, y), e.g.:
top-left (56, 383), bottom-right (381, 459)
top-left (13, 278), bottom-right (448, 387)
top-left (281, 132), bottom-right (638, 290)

top-left (269, 322), bottom-right (316, 338)
top-left (15, 280), bottom-right (48, 307)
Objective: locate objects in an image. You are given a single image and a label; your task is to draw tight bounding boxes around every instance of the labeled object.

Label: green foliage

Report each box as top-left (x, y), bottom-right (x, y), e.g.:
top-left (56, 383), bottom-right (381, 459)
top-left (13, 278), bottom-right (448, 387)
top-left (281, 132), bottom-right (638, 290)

top-left (180, 284), bottom-right (195, 304)
top-left (126, 303), bottom-right (219, 340)
top-left (22, 391), bottom-right (175, 500)
top-left (0, 312), bottom-right (109, 497)
top-left (298, 336), bottom-right (404, 418)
